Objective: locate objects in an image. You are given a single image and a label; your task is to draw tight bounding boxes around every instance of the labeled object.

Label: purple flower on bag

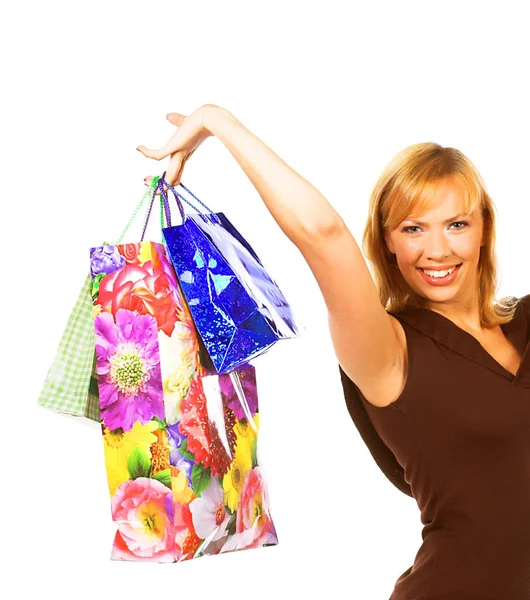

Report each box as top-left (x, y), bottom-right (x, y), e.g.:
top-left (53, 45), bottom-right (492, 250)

top-left (94, 308), bottom-right (164, 432)
top-left (166, 422), bottom-right (194, 482)
top-left (90, 245), bottom-right (126, 279)
top-left (219, 367), bottom-right (258, 420)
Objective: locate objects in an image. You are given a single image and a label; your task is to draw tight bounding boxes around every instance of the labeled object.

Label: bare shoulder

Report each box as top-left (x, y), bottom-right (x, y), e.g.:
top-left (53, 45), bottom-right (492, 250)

top-left (356, 314), bottom-right (408, 409)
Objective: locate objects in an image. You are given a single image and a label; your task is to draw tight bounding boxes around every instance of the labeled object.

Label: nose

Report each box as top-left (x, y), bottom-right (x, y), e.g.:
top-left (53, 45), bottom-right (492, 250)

top-left (424, 229), bottom-right (452, 261)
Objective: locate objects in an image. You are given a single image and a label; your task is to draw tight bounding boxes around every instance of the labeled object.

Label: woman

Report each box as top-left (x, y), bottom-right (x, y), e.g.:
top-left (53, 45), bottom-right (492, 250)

top-left (138, 104), bottom-right (530, 599)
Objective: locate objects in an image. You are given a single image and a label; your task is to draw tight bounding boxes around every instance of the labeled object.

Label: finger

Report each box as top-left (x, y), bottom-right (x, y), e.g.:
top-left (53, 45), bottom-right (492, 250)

top-left (136, 145), bottom-right (167, 160)
top-left (136, 114), bottom-right (187, 160)
top-left (166, 112), bottom-right (186, 126)
top-left (142, 145), bottom-right (195, 192)
top-left (164, 151), bottom-right (185, 187)
top-left (136, 127), bottom-right (178, 159)
top-left (170, 151), bottom-right (192, 188)
top-left (136, 126), bottom-right (185, 160)
top-left (143, 175), bottom-right (168, 195)
top-left (143, 151), bottom-right (182, 192)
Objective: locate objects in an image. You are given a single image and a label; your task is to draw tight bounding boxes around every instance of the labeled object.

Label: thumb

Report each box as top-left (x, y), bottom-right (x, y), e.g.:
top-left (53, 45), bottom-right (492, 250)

top-left (166, 112), bottom-right (186, 126)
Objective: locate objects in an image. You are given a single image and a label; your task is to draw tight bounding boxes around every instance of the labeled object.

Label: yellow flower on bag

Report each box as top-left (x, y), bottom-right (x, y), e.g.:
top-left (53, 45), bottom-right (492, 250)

top-left (138, 240), bottom-right (152, 265)
top-left (102, 420), bottom-right (158, 497)
top-left (171, 467), bottom-right (195, 505)
top-left (235, 413), bottom-right (259, 444)
top-left (223, 416), bottom-right (259, 512)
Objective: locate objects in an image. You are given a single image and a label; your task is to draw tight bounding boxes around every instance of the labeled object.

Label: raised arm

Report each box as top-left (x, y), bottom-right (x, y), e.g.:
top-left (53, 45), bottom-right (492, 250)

top-left (202, 106), bottom-right (341, 243)
top-left (139, 105), bottom-right (404, 404)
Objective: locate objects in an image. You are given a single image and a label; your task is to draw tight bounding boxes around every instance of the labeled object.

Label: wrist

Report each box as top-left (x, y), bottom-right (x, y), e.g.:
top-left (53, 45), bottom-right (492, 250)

top-left (202, 104), bottom-right (236, 136)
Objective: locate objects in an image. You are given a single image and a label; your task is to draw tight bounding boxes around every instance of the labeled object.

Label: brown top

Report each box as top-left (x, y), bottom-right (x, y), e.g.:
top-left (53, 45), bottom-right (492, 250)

top-left (339, 294), bottom-right (530, 599)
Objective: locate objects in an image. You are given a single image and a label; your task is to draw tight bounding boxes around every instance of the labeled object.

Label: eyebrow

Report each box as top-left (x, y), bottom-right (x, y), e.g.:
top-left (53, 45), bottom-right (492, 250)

top-left (405, 213), bottom-right (472, 226)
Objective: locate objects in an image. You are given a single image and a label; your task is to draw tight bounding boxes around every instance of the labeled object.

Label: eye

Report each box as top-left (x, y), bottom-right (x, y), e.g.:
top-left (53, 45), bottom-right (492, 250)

top-left (450, 221), bottom-right (469, 230)
top-left (402, 221), bottom-right (469, 234)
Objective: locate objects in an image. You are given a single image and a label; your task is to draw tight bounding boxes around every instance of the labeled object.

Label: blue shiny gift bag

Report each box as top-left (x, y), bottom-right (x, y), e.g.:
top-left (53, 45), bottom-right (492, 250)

top-left (156, 175), bottom-right (300, 374)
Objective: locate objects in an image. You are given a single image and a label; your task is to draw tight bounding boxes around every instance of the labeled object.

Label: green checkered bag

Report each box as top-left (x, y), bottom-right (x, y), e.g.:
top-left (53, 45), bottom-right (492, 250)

top-left (37, 177), bottom-right (164, 421)
top-left (37, 273), bottom-right (101, 420)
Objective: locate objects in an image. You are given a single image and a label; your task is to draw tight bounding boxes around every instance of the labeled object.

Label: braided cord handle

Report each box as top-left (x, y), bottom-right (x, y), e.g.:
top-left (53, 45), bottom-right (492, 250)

top-left (115, 176), bottom-right (160, 244)
top-left (158, 173), bottom-right (220, 226)
top-left (114, 173), bottom-right (215, 247)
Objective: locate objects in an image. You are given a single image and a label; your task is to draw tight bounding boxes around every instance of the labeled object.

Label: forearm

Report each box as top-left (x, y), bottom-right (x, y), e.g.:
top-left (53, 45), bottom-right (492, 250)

top-left (203, 105), bottom-right (343, 245)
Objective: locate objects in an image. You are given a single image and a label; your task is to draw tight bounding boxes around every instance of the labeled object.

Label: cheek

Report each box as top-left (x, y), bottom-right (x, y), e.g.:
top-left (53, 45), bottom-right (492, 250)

top-left (452, 234), bottom-right (482, 259)
top-left (395, 240), bottom-right (420, 264)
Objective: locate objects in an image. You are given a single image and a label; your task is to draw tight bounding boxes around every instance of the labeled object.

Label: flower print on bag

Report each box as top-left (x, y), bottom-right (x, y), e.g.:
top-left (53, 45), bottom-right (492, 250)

top-left (102, 420), bottom-right (159, 497)
top-left (95, 308), bottom-right (165, 432)
top-left (178, 374), bottom-right (237, 478)
top-left (91, 244), bottom-right (179, 338)
top-left (189, 477), bottom-right (231, 544)
top-left (111, 477), bottom-right (177, 562)
top-left (219, 367), bottom-right (258, 420)
top-left (158, 322), bottom-right (199, 426)
top-left (90, 240), bottom-right (279, 562)
top-left (90, 245), bottom-right (126, 279)
top-left (222, 416), bottom-right (256, 512)
top-left (174, 501), bottom-right (203, 561)
top-left (221, 466), bottom-right (277, 552)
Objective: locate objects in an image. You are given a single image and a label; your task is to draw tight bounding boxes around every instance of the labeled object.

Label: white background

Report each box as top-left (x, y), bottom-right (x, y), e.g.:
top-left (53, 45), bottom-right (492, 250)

top-left (3, 1), bottom-right (530, 598)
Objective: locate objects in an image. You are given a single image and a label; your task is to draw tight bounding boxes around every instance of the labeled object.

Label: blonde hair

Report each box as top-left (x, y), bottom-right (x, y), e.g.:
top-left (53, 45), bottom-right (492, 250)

top-left (361, 142), bottom-right (517, 326)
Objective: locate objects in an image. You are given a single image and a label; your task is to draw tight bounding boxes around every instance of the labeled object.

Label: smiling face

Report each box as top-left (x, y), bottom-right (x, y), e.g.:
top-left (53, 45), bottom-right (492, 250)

top-left (384, 176), bottom-right (486, 309)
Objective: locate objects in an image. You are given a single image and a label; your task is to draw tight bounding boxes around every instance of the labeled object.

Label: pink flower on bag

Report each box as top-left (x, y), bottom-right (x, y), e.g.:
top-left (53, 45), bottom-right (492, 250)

top-left (95, 260), bottom-right (178, 337)
top-left (122, 243), bottom-right (142, 266)
top-left (110, 477), bottom-right (177, 562)
top-left (222, 467), bottom-right (277, 552)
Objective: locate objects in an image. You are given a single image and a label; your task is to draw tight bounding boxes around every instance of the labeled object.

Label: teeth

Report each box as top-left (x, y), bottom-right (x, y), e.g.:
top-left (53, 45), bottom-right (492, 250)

top-left (420, 266), bottom-right (457, 278)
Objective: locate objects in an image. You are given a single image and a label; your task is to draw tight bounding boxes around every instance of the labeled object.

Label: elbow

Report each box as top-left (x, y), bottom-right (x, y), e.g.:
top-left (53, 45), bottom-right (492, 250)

top-left (303, 213), bottom-right (345, 240)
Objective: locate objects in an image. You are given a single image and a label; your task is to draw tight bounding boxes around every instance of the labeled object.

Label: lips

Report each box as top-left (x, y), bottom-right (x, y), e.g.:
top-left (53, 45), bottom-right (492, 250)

top-left (416, 263), bottom-right (462, 286)
top-left (417, 264), bottom-right (462, 271)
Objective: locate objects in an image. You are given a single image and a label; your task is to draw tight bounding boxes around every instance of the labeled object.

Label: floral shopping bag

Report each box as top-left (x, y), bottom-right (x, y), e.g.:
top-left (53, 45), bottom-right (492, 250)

top-left (90, 181), bottom-right (278, 562)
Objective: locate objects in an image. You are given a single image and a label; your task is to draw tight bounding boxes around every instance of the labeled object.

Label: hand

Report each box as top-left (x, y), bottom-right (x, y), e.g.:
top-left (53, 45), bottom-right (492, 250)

top-left (137, 104), bottom-right (218, 192)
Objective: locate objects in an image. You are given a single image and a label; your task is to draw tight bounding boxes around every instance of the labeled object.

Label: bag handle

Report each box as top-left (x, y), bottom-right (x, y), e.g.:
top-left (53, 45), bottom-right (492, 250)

top-left (115, 176), bottom-right (158, 244)
top-left (112, 171), bottom-right (218, 247)
top-left (157, 173), bottom-right (220, 226)
top-left (139, 176), bottom-right (172, 240)
top-left (114, 175), bottom-right (172, 244)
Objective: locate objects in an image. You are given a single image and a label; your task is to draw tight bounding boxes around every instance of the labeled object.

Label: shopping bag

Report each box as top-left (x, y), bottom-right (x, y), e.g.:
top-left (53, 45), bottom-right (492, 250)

top-left (158, 175), bottom-right (301, 374)
top-left (37, 178), bottom-right (163, 422)
top-left (37, 273), bottom-right (101, 422)
top-left (90, 182), bottom-right (278, 562)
